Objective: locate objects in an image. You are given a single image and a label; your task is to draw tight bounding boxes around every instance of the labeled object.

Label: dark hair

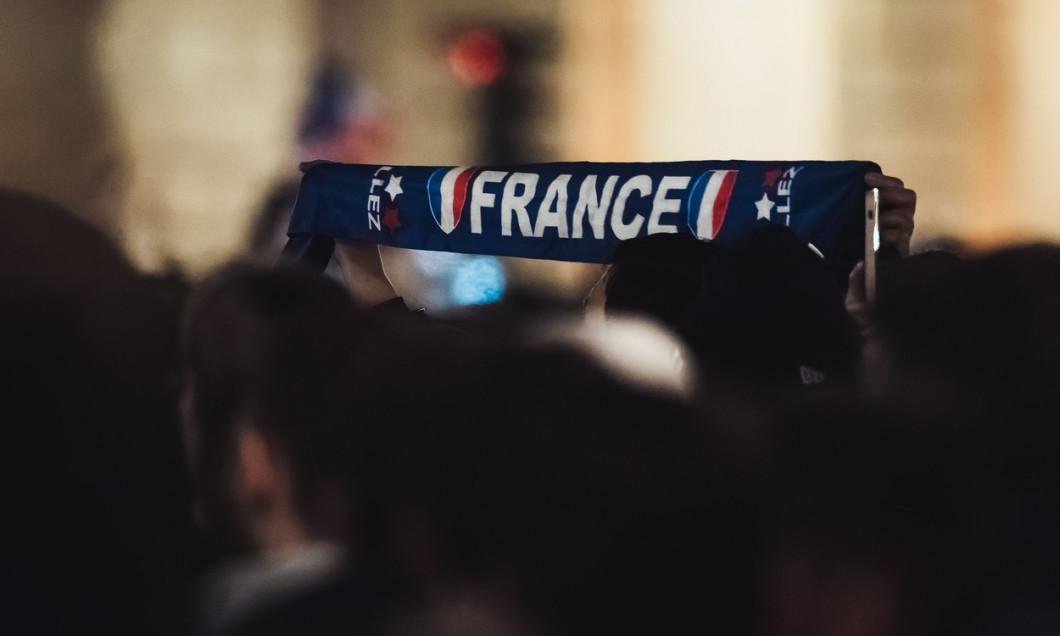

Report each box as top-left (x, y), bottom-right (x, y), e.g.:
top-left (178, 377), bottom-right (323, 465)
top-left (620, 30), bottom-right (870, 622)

top-left (677, 224), bottom-right (861, 391)
top-left (1, 189), bottom-right (195, 635)
top-left (605, 232), bottom-right (719, 326)
top-left (354, 343), bottom-right (764, 636)
top-left (182, 264), bottom-right (369, 543)
top-left (764, 395), bottom-right (990, 636)
top-left (0, 188), bottom-right (135, 294)
top-left (874, 245), bottom-right (1060, 606)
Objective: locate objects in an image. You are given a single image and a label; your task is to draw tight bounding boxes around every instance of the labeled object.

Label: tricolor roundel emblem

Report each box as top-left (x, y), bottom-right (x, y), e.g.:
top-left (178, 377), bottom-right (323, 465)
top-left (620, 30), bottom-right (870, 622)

top-left (427, 166), bottom-right (478, 234)
top-left (686, 169), bottom-right (737, 240)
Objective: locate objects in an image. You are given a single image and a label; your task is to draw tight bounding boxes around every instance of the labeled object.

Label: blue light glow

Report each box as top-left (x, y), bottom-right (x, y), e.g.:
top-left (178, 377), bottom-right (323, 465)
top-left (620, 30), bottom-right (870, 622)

top-left (450, 256), bottom-right (505, 305)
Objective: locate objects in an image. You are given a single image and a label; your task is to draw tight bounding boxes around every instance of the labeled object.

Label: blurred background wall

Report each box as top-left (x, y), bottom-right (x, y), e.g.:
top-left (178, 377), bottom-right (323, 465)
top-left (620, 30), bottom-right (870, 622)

top-left (2, 0), bottom-right (1058, 297)
top-left (0, 1), bottom-right (123, 236)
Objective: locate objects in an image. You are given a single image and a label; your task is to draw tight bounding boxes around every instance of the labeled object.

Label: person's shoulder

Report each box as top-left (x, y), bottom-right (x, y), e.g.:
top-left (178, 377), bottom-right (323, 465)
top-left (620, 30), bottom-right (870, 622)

top-left (228, 573), bottom-right (382, 636)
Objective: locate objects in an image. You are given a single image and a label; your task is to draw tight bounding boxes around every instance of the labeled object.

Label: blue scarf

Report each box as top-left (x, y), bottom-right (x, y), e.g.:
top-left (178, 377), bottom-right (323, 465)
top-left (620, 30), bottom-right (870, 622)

top-left (285, 160), bottom-right (877, 271)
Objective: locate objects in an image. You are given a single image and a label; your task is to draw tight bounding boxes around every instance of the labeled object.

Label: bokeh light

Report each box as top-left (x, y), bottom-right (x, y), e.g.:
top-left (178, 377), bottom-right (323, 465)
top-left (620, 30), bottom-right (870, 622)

top-left (450, 255), bottom-right (505, 305)
top-left (447, 27), bottom-right (506, 86)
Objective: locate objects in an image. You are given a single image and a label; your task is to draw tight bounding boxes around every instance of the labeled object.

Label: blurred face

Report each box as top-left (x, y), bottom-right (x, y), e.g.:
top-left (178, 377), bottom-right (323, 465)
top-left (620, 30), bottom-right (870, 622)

top-left (178, 371), bottom-right (255, 554)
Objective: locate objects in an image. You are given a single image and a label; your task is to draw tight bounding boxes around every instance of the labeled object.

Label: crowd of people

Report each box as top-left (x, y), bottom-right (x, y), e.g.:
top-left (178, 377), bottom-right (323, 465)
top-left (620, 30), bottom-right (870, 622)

top-left (2, 171), bottom-right (1058, 636)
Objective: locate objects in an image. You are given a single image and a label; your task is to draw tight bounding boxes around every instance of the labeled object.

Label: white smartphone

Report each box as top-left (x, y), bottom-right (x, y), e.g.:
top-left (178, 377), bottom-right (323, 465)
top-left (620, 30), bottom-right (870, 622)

top-left (864, 187), bottom-right (880, 303)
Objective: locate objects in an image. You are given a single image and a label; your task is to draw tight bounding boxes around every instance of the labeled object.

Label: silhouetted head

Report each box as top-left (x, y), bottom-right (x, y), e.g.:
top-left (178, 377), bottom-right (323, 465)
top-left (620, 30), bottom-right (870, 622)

top-left (677, 224), bottom-right (860, 392)
top-left (874, 244), bottom-right (1060, 606)
top-left (603, 232), bottom-right (720, 327)
top-left (763, 395), bottom-right (989, 636)
top-left (1, 188), bottom-right (194, 635)
top-left (354, 340), bottom-right (764, 636)
top-left (182, 264), bottom-right (370, 553)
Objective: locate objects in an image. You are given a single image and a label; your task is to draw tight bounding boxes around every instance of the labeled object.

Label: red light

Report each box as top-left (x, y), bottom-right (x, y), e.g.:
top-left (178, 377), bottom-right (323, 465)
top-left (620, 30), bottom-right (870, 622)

top-left (448, 28), bottom-right (506, 86)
